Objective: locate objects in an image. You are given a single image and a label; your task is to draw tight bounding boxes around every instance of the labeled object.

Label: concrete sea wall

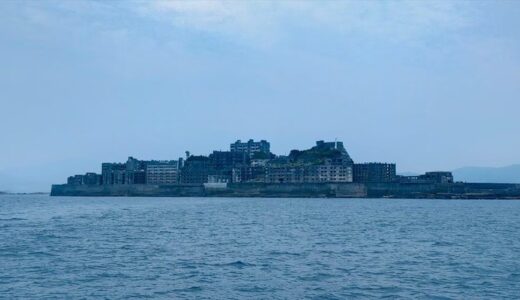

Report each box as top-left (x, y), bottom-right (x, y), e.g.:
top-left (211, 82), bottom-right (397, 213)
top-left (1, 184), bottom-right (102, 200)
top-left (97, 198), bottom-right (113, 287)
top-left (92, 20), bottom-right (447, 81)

top-left (50, 184), bottom-right (204, 197)
top-left (51, 182), bottom-right (520, 199)
top-left (206, 183), bottom-right (367, 198)
top-left (50, 183), bottom-right (366, 198)
top-left (366, 182), bottom-right (520, 199)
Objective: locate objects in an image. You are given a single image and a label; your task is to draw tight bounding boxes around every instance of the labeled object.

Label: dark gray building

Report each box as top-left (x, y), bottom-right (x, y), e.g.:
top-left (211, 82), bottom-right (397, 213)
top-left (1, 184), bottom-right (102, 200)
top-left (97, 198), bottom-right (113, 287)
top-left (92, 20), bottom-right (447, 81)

top-left (67, 175), bottom-right (84, 186)
top-left (232, 165), bottom-right (266, 183)
top-left (101, 162), bottom-right (126, 184)
top-left (101, 157), bottom-right (146, 185)
top-left (67, 172), bottom-right (101, 186)
top-left (209, 151), bottom-right (249, 170)
top-left (125, 157), bottom-right (147, 184)
top-left (180, 155), bottom-right (211, 184)
top-left (353, 163), bottom-right (396, 183)
top-left (420, 171), bottom-right (454, 184)
top-left (266, 165), bottom-right (306, 183)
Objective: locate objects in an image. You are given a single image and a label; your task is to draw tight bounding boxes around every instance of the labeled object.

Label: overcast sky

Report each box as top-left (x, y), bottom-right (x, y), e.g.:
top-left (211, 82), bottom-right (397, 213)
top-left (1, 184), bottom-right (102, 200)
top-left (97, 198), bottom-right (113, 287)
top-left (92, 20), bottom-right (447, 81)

top-left (1, 0), bottom-right (520, 192)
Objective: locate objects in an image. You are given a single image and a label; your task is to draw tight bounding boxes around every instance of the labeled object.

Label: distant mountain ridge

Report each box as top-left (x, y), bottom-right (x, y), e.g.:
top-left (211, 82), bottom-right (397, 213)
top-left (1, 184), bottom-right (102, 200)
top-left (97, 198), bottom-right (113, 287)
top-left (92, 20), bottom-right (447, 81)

top-left (452, 164), bottom-right (520, 184)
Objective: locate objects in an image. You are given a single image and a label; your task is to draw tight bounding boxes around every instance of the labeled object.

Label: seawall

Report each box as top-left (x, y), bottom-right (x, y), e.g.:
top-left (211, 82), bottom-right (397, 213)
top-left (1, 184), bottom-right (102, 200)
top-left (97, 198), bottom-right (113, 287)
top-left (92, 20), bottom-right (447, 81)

top-left (50, 182), bottom-right (520, 199)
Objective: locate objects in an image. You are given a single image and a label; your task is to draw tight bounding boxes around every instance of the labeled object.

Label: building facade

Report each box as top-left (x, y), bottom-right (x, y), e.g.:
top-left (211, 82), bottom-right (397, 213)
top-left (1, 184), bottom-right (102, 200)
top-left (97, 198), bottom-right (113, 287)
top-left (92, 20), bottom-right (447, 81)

top-left (420, 171), bottom-right (454, 184)
top-left (67, 172), bottom-right (101, 186)
top-left (265, 160), bottom-right (353, 183)
top-left (209, 151), bottom-right (249, 170)
top-left (146, 160), bottom-right (179, 185)
top-left (125, 157), bottom-right (147, 184)
top-left (230, 139), bottom-right (270, 157)
top-left (266, 165), bottom-right (306, 183)
top-left (353, 163), bottom-right (396, 183)
top-left (232, 165), bottom-right (266, 183)
top-left (264, 141), bottom-right (355, 183)
top-left (317, 159), bottom-right (354, 182)
top-left (67, 175), bottom-right (84, 186)
top-left (180, 156), bottom-right (211, 184)
top-left (102, 157), bottom-right (146, 185)
top-left (101, 162), bottom-right (126, 185)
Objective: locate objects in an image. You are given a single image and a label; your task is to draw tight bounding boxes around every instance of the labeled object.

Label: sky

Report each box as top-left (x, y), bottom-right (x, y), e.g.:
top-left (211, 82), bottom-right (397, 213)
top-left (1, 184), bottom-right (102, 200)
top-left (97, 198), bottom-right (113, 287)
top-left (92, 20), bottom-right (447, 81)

top-left (1, 0), bottom-right (520, 192)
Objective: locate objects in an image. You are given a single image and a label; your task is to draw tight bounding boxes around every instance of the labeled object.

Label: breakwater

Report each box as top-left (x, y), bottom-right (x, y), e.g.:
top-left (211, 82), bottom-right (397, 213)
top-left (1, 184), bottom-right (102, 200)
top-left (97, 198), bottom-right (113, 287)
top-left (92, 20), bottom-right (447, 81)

top-left (50, 182), bottom-right (520, 199)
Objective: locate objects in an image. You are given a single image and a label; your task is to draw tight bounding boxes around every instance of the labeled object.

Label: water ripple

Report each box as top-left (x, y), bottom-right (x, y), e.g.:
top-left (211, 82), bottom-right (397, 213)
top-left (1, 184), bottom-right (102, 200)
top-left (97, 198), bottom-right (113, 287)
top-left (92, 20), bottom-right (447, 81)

top-left (0, 195), bottom-right (519, 299)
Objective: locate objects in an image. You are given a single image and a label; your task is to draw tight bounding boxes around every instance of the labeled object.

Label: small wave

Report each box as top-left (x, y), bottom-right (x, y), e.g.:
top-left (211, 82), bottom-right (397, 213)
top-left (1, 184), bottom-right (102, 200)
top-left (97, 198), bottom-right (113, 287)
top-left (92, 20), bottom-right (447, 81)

top-left (238, 222), bottom-right (258, 226)
top-left (97, 272), bottom-right (131, 279)
top-left (0, 218), bottom-right (27, 221)
top-left (298, 273), bottom-right (339, 281)
top-left (236, 285), bottom-right (269, 293)
top-left (432, 241), bottom-right (455, 247)
top-left (310, 292), bottom-right (342, 300)
top-left (336, 267), bottom-right (355, 274)
top-left (27, 251), bottom-right (57, 257)
top-left (36, 234), bottom-right (60, 240)
top-left (319, 250), bottom-right (338, 254)
top-left (217, 261), bottom-right (255, 268)
top-left (421, 294), bottom-right (453, 300)
top-left (173, 286), bottom-right (202, 292)
top-left (268, 250), bottom-right (301, 256)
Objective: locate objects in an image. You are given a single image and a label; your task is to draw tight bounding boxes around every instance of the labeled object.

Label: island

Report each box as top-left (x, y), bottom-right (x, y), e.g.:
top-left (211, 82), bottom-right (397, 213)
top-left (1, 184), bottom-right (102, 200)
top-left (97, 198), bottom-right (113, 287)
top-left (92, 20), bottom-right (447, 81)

top-left (51, 139), bottom-right (520, 199)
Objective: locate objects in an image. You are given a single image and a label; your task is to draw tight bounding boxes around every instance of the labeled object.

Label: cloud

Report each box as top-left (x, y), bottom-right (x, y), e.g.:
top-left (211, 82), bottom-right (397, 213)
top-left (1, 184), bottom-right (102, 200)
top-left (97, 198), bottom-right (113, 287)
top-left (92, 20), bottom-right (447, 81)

top-left (5, 0), bottom-right (475, 50)
top-left (136, 1), bottom-right (281, 47)
top-left (137, 0), bottom-right (474, 47)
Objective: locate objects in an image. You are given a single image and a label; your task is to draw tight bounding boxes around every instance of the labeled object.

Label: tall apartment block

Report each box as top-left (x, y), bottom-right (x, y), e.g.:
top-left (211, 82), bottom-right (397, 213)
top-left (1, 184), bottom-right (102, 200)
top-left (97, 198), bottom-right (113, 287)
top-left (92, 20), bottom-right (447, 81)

top-left (230, 139), bottom-right (270, 157)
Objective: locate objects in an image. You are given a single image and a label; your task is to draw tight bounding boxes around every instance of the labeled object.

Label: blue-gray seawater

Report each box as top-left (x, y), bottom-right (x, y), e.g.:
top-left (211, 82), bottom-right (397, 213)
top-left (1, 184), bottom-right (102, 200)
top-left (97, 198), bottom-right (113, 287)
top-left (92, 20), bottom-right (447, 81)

top-left (1, 195), bottom-right (520, 299)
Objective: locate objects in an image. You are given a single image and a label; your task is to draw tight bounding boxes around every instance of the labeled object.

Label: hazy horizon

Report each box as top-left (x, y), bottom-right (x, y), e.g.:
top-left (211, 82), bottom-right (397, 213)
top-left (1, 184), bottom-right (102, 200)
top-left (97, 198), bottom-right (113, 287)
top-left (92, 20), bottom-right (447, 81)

top-left (2, 1), bottom-right (520, 192)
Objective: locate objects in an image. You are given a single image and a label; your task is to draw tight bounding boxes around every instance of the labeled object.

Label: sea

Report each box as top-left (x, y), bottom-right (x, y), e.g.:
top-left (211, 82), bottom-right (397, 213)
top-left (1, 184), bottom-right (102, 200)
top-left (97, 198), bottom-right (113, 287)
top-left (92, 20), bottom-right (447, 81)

top-left (1, 195), bottom-right (519, 299)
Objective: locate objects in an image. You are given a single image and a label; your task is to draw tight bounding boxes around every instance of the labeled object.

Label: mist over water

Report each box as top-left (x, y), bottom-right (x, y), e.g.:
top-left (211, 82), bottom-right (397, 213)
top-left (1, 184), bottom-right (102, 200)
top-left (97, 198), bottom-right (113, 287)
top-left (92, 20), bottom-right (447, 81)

top-left (1, 195), bottom-right (519, 299)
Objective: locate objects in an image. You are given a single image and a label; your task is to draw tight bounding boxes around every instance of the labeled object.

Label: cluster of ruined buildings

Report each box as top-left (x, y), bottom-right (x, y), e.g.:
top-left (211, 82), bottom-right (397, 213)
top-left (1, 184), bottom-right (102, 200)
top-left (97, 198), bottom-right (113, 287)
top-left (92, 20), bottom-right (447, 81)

top-left (66, 139), bottom-right (454, 187)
